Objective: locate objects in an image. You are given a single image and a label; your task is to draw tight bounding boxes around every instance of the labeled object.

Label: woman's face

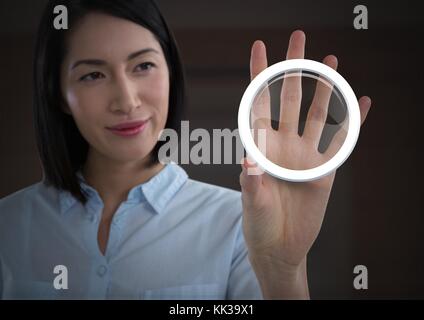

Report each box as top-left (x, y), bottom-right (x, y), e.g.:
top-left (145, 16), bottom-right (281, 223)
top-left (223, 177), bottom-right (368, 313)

top-left (60, 12), bottom-right (170, 164)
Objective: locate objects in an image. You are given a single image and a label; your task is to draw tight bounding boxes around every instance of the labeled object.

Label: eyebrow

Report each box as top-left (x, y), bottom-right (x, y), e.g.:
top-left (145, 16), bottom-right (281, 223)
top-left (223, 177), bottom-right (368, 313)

top-left (70, 48), bottom-right (159, 70)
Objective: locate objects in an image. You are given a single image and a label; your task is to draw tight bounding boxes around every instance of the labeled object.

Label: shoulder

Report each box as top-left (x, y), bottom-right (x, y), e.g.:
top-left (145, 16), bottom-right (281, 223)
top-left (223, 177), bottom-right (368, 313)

top-left (0, 183), bottom-right (40, 209)
top-left (0, 182), bottom-right (57, 220)
top-left (167, 176), bottom-right (246, 258)
top-left (162, 164), bottom-right (242, 213)
top-left (181, 178), bottom-right (242, 211)
top-left (170, 177), bottom-right (243, 233)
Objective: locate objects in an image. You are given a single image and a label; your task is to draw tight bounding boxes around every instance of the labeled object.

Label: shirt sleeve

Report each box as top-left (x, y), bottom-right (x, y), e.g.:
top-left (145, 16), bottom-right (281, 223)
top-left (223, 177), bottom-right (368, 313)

top-left (226, 216), bottom-right (263, 300)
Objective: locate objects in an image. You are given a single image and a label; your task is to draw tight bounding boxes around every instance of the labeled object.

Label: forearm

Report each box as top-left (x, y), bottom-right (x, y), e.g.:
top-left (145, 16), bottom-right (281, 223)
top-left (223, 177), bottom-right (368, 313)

top-left (250, 255), bottom-right (309, 300)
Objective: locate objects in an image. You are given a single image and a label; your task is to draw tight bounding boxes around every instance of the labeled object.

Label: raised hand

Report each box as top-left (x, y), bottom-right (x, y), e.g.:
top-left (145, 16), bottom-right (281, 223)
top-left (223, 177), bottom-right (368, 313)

top-left (240, 30), bottom-right (372, 299)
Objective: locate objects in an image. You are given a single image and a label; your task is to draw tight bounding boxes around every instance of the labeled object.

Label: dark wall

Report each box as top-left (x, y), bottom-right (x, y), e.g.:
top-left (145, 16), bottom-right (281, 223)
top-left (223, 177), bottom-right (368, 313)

top-left (0, 0), bottom-right (422, 298)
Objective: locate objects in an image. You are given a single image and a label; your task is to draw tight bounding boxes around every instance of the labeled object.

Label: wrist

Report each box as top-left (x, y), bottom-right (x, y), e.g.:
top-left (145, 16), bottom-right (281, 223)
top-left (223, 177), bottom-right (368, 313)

top-left (249, 254), bottom-right (309, 299)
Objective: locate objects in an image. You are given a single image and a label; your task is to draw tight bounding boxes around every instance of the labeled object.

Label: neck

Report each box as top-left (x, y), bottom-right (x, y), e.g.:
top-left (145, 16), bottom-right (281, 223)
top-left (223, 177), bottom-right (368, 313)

top-left (81, 148), bottom-right (165, 205)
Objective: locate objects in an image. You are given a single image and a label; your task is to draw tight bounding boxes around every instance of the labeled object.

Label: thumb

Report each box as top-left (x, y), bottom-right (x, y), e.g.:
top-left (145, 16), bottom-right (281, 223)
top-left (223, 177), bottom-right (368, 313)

top-left (239, 157), bottom-right (263, 207)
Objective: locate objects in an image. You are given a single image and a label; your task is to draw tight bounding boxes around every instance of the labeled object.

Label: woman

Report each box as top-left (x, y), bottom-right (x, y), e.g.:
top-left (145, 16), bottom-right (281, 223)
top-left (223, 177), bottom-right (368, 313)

top-left (0, 0), bottom-right (372, 299)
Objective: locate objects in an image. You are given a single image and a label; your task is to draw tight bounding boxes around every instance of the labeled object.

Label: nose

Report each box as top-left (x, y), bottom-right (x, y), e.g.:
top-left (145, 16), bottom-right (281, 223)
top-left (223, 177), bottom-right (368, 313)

top-left (110, 75), bottom-right (142, 114)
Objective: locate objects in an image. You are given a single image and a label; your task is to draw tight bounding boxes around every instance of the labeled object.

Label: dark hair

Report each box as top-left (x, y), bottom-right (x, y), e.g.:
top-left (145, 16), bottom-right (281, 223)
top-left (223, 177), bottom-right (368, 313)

top-left (33, 0), bottom-right (185, 204)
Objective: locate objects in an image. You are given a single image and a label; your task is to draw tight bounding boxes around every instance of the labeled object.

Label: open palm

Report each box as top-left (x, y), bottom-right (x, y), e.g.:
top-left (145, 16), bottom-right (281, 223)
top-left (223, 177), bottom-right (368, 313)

top-left (240, 30), bottom-right (372, 269)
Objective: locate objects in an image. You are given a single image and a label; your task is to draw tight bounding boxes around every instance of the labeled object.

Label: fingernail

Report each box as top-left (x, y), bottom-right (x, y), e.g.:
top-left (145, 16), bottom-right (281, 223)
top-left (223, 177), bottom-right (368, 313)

top-left (246, 156), bottom-right (257, 166)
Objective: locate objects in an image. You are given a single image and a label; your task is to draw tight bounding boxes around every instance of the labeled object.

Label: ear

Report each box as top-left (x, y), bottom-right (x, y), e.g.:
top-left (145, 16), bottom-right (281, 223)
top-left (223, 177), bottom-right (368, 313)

top-left (60, 97), bottom-right (72, 115)
top-left (61, 104), bottom-right (72, 115)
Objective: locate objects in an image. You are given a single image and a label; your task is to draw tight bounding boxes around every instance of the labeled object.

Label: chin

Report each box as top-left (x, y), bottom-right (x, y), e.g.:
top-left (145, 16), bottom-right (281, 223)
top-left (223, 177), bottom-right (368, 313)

top-left (106, 147), bottom-right (154, 164)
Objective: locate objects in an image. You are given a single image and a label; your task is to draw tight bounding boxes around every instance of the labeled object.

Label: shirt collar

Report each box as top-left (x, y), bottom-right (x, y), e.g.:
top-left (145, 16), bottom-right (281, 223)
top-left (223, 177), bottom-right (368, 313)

top-left (58, 163), bottom-right (188, 215)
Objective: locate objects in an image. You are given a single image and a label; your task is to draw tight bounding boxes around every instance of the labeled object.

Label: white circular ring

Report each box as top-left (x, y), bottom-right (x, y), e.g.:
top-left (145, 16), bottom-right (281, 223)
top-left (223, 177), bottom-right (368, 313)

top-left (238, 59), bottom-right (361, 182)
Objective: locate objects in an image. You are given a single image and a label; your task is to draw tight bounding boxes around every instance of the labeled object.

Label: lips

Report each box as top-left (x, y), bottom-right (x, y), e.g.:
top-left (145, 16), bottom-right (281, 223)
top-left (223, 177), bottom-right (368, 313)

top-left (107, 120), bottom-right (150, 131)
top-left (106, 119), bottom-right (150, 137)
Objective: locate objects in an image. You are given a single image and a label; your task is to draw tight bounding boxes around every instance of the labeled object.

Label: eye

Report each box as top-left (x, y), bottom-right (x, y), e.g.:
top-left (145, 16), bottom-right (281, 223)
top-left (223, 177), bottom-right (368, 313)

top-left (135, 62), bottom-right (156, 72)
top-left (79, 72), bottom-right (105, 82)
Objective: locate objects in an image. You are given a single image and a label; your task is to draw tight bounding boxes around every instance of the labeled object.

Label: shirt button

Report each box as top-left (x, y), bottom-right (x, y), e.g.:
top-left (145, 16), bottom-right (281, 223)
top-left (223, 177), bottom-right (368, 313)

top-left (97, 265), bottom-right (108, 277)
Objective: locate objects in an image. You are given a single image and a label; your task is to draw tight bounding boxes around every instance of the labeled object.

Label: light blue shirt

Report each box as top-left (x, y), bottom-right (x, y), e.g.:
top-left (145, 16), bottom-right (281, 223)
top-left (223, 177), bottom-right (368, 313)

top-left (0, 163), bottom-right (263, 299)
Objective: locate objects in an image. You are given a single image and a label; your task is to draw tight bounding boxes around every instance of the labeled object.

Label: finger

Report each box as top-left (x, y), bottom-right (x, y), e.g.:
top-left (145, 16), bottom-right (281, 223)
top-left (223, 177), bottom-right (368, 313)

top-left (358, 96), bottom-right (372, 125)
top-left (250, 40), bottom-right (271, 130)
top-left (303, 55), bottom-right (338, 149)
top-left (279, 30), bottom-right (306, 134)
top-left (324, 96), bottom-right (372, 157)
top-left (324, 117), bottom-right (348, 158)
top-left (250, 40), bottom-right (268, 81)
top-left (239, 157), bottom-right (263, 206)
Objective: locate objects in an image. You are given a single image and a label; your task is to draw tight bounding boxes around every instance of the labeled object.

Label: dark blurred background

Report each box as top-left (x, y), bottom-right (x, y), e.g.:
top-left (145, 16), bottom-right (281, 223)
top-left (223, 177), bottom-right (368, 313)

top-left (0, 0), bottom-right (423, 299)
